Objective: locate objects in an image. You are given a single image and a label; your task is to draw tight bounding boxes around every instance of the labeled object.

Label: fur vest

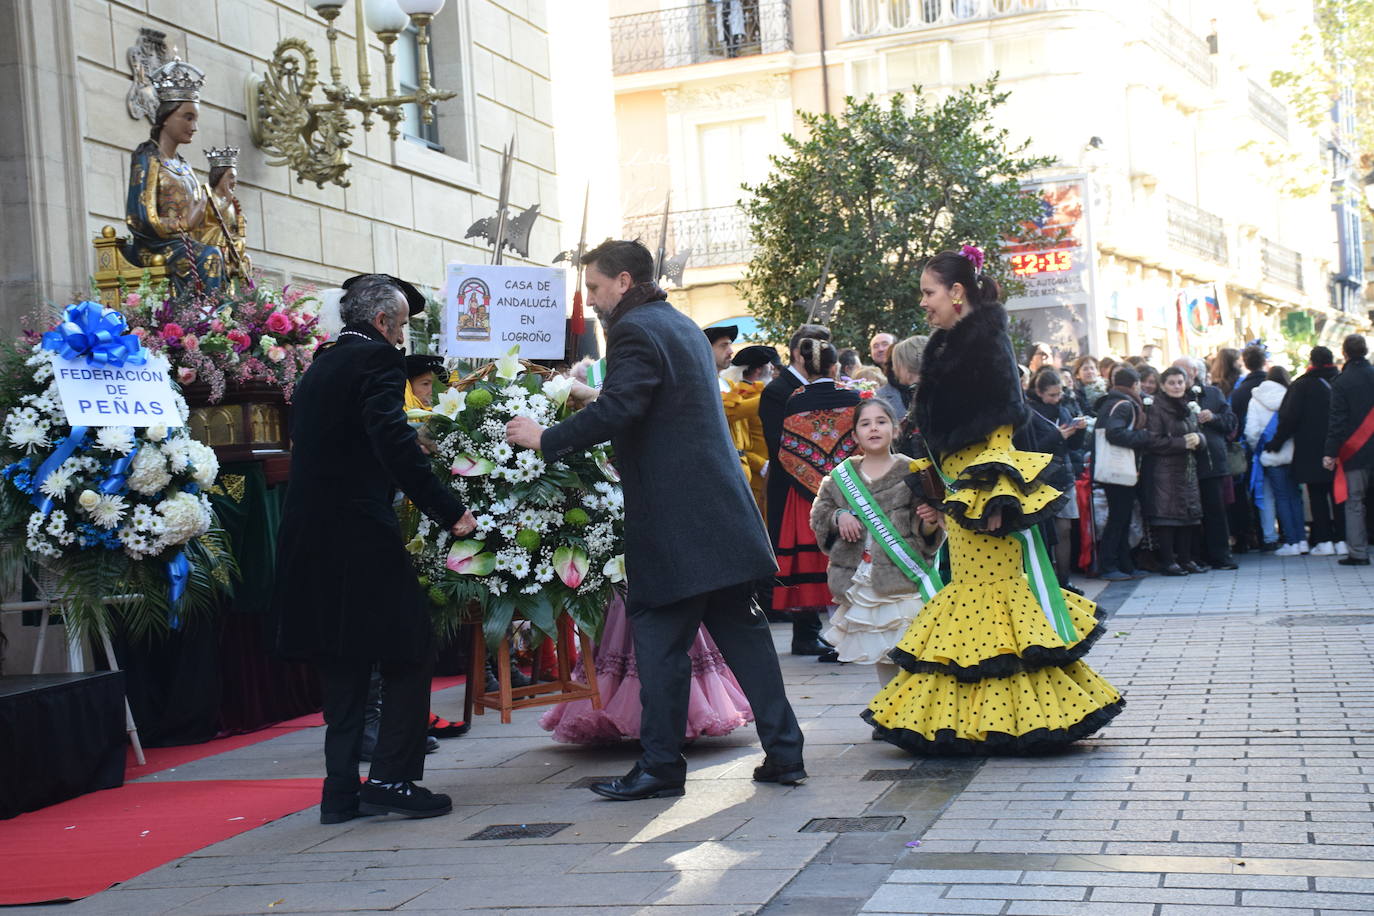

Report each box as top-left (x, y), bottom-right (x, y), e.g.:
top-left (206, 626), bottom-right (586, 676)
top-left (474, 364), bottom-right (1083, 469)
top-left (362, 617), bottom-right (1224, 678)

top-left (810, 455), bottom-right (944, 600)
top-left (913, 301), bottom-right (1028, 460)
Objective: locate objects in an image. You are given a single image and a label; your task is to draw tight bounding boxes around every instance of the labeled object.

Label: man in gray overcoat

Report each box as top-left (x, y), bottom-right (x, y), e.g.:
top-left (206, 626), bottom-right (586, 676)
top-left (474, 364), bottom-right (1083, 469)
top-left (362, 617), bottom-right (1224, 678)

top-left (507, 240), bottom-right (805, 800)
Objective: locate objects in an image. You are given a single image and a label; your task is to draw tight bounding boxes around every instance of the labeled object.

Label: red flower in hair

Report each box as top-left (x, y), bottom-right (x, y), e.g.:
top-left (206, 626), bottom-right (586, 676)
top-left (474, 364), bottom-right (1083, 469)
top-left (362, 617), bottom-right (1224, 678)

top-left (859, 390), bottom-right (874, 399)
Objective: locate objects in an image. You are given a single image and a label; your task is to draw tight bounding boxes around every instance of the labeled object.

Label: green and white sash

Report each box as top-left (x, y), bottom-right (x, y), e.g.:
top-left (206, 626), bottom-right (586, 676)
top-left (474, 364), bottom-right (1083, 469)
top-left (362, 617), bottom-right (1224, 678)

top-left (830, 459), bottom-right (944, 601)
top-left (586, 358), bottom-right (607, 389)
top-left (919, 448), bottom-right (1077, 643)
top-left (1013, 521), bottom-right (1078, 643)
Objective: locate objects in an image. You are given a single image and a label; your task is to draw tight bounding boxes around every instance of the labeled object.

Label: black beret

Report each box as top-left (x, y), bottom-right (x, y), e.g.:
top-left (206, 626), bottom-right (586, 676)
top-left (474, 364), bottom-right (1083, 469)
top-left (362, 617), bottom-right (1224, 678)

top-left (342, 273), bottom-right (427, 317)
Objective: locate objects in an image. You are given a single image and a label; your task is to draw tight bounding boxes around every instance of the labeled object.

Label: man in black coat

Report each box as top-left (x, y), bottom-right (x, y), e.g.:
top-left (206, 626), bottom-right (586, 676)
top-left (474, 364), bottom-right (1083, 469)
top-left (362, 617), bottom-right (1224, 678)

top-left (274, 274), bottom-right (475, 824)
top-left (1175, 357), bottom-right (1238, 570)
top-left (759, 322), bottom-right (831, 654)
top-left (507, 240), bottom-right (805, 800)
top-left (1270, 347), bottom-right (1343, 553)
top-left (1323, 334), bottom-right (1374, 566)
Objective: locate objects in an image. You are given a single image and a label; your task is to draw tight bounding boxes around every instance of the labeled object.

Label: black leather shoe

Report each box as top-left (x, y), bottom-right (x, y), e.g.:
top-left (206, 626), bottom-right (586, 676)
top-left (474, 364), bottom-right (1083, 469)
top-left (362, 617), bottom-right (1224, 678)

top-left (1160, 563), bottom-right (1188, 576)
top-left (1183, 561), bottom-right (1209, 574)
top-left (319, 805), bottom-right (365, 825)
top-left (791, 640), bottom-right (832, 656)
top-left (753, 757), bottom-right (808, 785)
top-left (589, 765), bottom-right (685, 801)
top-left (1212, 561), bottom-right (1238, 570)
top-left (425, 735), bottom-right (439, 754)
top-left (815, 649), bottom-right (840, 663)
top-left (1339, 556), bottom-right (1371, 566)
top-left (358, 781), bottom-right (453, 818)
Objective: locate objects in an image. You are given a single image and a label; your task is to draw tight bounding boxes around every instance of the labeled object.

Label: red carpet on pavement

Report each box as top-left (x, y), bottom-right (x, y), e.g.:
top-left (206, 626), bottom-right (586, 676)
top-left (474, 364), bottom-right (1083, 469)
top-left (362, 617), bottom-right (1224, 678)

top-left (0, 778), bottom-right (320, 905)
top-left (0, 674), bottom-right (468, 904)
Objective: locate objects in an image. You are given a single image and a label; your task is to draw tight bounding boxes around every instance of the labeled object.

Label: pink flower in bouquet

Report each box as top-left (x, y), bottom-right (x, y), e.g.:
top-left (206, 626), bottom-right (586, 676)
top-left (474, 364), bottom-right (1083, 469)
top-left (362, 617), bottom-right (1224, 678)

top-left (177, 367), bottom-right (197, 385)
top-left (124, 293), bottom-right (141, 308)
top-left (227, 329), bottom-right (252, 352)
top-left (182, 334), bottom-right (200, 352)
top-left (266, 345), bottom-right (287, 363)
top-left (132, 327), bottom-right (148, 339)
top-left (210, 319), bottom-right (226, 333)
top-left (265, 312), bottom-right (293, 334)
top-left (160, 322), bottom-right (184, 342)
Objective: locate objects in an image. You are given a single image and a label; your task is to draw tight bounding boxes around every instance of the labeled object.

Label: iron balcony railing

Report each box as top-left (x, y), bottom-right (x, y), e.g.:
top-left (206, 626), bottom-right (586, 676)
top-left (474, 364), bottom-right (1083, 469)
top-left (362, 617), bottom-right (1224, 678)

top-left (623, 205), bottom-right (755, 268)
top-left (610, 0), bottom-right (792, 76)
top-left (1248, 79), bottom-right (1288, 138)
top-left (1166, 196), bottom-right (1228, 265)
top-left (1261, 239), bottom-right (1303, 291)
top-left (1149, 6), bottom-right (1215, 87)
top-left (845, 0), bottom-right (1080, 37)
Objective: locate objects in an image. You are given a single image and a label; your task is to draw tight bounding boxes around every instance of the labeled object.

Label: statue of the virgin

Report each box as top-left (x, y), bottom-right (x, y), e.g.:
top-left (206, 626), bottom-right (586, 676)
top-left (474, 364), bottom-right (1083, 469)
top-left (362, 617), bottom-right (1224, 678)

top-left (124, 58), bottom-right (224, 297)
top-left (199, 146), bottom-right (253, 287)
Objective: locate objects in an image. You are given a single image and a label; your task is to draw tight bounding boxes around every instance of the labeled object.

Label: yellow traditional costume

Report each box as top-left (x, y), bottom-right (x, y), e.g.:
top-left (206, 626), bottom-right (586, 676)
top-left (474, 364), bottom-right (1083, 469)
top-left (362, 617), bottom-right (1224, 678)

top-left (721, 377), bottom-right (768, 515)
top-left (864, 302), bottom-right (1122, 755)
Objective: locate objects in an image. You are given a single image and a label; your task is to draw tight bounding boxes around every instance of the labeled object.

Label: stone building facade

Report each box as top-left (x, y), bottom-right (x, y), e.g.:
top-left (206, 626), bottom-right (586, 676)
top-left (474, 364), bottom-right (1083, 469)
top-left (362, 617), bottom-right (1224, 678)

top-left (0, 0), bottom-right (560, 328)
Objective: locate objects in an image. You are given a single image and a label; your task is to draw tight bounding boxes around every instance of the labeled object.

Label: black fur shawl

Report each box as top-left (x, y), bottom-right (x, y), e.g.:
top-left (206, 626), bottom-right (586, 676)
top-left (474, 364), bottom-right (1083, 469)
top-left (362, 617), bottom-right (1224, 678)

top-left (913, 301), bottom-right (1028, 459)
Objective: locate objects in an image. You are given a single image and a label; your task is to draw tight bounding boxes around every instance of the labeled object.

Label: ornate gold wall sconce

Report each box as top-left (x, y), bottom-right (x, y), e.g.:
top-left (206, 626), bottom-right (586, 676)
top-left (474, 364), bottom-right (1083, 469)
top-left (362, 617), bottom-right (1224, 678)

top-left (246, 0), bottom-right (455, 188)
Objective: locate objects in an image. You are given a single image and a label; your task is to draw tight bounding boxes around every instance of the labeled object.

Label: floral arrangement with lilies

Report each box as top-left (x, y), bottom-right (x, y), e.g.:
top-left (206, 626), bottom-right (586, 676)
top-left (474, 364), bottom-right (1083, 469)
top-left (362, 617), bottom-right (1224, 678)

top-left (0, 301), bottom-right (234, 638)
top-left (118, 276), bottom-right (325, 403)
top-left (402, 347), bottom-right (624, 647)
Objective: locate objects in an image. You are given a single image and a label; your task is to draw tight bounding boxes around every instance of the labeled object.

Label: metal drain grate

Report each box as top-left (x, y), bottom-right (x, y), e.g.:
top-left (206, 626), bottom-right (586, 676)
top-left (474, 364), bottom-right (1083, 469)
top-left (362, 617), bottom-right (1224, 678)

top-left (1275, 614), bottom-right (1374, 627)
top-left (465, 822), bottom-right (572, 841)
top-left (862, 769), bottom-right (921, 782)
top-left (800, 815), bottom-right (905, 834)
top-left (565, 776), bottom-right (617, 789)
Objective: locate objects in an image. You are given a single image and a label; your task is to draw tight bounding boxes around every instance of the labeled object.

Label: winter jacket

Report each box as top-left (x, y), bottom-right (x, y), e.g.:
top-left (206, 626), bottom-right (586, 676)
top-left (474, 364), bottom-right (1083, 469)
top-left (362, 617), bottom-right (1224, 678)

top-left (1092, 388), bottom-right (1151, 481)
top-left (1244, 380), bottom-right (1288, 453)
top-left (1270, 365), bottom-right (1339, 483)
top-left (1027, 392), bottom-right (1086, 478)
top-left (1324, 356), bottom-right (1374, 471)
top-left (810, 455), bottom-right (944, 601)
top-left (1230, 369), bottom-right (1267, 433)
top-left (1142, 394), bottom-right (1202, 524)
top-left (1190, 383), bottom-right (1237, 480)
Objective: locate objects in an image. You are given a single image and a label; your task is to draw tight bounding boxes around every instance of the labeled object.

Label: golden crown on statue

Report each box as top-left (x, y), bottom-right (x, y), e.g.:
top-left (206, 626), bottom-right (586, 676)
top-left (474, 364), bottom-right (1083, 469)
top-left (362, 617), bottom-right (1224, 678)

top-left (150, 58), bottom-right (205, 104)
top-left (204, 146), bottom-right (240, 169)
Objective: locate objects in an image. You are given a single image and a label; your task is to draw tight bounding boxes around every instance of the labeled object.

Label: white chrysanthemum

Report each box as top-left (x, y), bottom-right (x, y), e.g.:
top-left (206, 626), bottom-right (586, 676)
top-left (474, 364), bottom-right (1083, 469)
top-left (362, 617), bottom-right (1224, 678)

top-left (487, 578), bottom-right (507, 595)
top-left (509, 556), bottom-right (531, 580)
top-left (161, 438), bottom-right (193, 473)
top-left (534, 563), bottom-right (556, 583)
top-left (473, 513), bottom-right (496, 534)
top-left (499, 522), bottom-right (517, 540)
top-left (521, 582), bottom-right (541, 595)
top-left (39, 468), bottom-right (74, 500)
top-left (185, 440), bottom-right (219, 488)
top-left (131, 503), bottom-right (156, 529)
top-left (92, 494), bottom-right (128, 529)
top-left (127, 445), bottom-right (171, 495)
top-left (516, 508), bottom-right (540, 528)
top-left (46, 510), bottom-right (69, 536)
top-left (489, 442), bottom-right (514, 464)
top-left (94, 426), bottom-right (135, 455)
top-left (514, 450), bottom-right (542, 470)
top-left (594, 481), bottom-right (615, 495)
top-left (7, 420), bottom-right (48, 452)
top-left (489, 499), bottom-right (514, 517)
top-left (26, 512), bottom-right (45, 536)
top-left (119, 527), bottom-right (152, 557)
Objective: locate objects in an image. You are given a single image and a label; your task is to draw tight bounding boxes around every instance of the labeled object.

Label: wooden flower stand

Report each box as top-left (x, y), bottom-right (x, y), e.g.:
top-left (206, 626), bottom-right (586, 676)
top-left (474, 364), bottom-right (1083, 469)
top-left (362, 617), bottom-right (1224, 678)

top-left (466, 612), bottom-right (601, 724)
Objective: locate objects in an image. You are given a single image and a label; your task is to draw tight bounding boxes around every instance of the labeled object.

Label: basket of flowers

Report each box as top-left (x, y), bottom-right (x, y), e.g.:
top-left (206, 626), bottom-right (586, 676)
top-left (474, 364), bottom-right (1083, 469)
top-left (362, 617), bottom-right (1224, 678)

top-left (402, 346), bottom-right (623, 721)
top-left (0, 301), bottom-right (235, 640)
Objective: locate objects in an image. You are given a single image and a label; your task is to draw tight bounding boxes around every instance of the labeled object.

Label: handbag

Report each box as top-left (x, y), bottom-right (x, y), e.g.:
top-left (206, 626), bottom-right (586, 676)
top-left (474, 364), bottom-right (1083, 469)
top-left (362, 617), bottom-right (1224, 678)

top-left (1225, 441), bottom-right (1247, 476)
top-left (1260, 437), bottom-right (1294, 467)
top-left (1094, 428), bottom-right (1138, 485)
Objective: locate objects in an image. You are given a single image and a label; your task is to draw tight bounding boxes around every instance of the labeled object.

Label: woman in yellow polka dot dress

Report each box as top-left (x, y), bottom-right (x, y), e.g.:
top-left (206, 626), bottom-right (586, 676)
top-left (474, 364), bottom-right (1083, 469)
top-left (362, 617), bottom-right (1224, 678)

top-left (864, 248), bottom-right (1124, 755)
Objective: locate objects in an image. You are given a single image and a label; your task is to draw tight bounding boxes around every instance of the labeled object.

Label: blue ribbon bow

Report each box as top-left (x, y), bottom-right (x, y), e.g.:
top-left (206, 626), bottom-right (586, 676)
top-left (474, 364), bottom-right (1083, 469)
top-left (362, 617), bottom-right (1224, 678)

top-left (41, 301), bottom-right (147, 368)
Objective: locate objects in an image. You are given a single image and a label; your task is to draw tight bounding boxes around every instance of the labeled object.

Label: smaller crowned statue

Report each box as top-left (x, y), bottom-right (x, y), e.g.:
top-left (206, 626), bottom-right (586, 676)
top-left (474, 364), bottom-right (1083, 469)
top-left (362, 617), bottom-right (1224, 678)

top-left (200, 146), bottom-right (253, 287)
top-left (124, 58), bottom-right (225, 298)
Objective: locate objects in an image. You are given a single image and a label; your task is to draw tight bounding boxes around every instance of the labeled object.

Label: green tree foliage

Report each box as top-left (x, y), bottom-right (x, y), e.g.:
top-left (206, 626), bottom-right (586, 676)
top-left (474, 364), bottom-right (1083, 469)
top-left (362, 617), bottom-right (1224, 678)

top-left (740, 79), bottom-right (1055, 347)
top-left (1271, 0), bottom-right (1374, 166)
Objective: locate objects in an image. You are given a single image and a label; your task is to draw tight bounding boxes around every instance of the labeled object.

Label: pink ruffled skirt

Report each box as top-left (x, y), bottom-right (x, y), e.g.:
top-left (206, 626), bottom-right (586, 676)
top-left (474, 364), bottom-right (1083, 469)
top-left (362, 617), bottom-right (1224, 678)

top-left (539, 594), bottom-right (754, 744)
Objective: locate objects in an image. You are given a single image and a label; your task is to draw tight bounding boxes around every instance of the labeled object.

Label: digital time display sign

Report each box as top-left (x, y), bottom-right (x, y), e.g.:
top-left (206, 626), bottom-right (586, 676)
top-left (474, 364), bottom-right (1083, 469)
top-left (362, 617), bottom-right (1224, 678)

top-left (1009, 250), bottom-right (1074, 276)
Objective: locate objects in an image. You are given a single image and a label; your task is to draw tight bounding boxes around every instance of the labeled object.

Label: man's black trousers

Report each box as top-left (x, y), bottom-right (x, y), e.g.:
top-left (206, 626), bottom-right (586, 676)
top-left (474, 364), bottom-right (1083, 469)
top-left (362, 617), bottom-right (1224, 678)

top-left (316, 654), bottom-right (432, 813)
top-left (629, 582), bottom-right (804, 783)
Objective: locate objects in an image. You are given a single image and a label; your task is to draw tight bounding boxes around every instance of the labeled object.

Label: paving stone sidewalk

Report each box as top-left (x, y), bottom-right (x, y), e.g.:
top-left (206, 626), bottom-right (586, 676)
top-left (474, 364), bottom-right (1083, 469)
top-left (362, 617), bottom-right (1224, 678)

top-left (851, 552), bottom-right (1374, 916)
top-left (17, 552), bottom-right (1374, 915)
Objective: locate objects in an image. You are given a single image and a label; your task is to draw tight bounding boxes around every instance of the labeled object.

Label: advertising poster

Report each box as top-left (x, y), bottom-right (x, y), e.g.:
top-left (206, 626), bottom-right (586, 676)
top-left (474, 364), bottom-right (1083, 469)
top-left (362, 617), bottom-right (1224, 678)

top-left (442, 263), bottom-right (567, 361)
top-left (1003, 177), bottom-right (1093, 353)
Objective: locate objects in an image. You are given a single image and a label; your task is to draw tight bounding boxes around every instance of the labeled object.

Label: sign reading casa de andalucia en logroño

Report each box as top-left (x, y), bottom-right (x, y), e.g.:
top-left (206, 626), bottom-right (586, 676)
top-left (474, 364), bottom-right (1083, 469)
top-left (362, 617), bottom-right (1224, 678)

top-left (52, 354), bottom-right (182, 427)
top-left (442, 262), bottom-right (566, 361)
